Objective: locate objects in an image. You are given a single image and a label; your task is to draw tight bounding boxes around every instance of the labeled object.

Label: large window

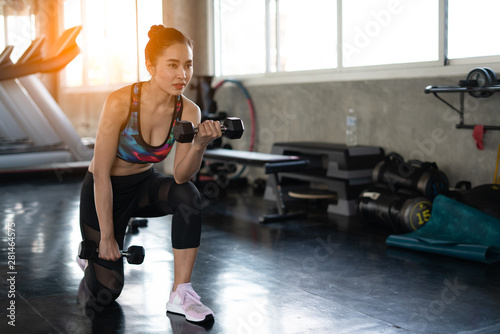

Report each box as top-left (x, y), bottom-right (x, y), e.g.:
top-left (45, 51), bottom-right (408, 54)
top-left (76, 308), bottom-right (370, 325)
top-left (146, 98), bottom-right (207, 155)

top-left (216, 1), bottom-right (267, 75)
top-left (0, 4), bottom-right (36, 63)
top-left (215, 0), bottom-right (500, 76)
top-left (342, 0), bottom-right (438, 67)
top-left (215, 0), bottom-right (337, 75)
top-left (63, 0), bottom-right (162, 88)
top-left (279, 0), bottom-right (337, 71)
top-left (447, 0), bottom-right (500, 60)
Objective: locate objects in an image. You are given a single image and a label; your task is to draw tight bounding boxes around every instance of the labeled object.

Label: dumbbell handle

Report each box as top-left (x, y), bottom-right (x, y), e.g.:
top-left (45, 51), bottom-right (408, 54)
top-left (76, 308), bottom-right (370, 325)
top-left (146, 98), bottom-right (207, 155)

top-left (78, 241), bottom-right (145, 264)
top-left (86, 246), bottom-right (128, 257)
top-left (120, 249), bottom-right (134, 257)
top-left (192, 122), bottom-right (229, 134)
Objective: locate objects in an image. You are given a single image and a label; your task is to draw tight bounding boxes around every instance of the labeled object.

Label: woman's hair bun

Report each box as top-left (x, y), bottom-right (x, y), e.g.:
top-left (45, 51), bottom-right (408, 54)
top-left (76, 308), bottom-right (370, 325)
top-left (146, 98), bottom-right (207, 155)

top-left (148, 25), bottom-right (164, 39)
top-left (145, 25), bottom-right (193, 66)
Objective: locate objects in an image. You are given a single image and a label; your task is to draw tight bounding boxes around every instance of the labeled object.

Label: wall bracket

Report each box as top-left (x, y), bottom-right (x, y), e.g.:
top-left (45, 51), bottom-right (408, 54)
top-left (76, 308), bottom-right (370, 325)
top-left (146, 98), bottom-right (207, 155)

top-left (424, 85), bottom-right (500, 130)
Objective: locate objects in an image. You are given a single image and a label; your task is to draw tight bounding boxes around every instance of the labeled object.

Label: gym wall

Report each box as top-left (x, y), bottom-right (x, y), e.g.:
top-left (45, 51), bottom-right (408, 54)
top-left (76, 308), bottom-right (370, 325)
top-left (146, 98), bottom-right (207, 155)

top-left (212, 76), bottom-right (500, 187)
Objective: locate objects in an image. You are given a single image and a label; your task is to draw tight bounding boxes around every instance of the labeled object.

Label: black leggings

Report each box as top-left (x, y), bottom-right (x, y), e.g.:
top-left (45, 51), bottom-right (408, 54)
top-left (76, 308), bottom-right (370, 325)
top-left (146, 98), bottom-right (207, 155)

top-left (79, 167), bottom-right (202, 304)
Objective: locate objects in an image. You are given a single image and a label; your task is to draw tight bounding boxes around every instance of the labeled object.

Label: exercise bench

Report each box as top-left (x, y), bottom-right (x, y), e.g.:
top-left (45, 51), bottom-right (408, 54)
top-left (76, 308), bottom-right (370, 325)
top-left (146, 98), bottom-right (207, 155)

top-left (202, 148), bottom-right (310, 223)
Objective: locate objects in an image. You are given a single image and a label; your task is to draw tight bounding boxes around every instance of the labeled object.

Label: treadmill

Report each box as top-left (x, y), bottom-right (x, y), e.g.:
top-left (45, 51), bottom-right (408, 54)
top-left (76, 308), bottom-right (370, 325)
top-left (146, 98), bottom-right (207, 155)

top-left (0, 26), bottom-right (93, 174)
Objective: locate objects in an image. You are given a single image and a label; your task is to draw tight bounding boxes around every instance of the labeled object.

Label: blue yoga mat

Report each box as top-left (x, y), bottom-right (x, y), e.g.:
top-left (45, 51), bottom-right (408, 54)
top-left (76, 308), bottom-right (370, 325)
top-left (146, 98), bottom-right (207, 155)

top-left (386, 195), bottom-right (500, 263)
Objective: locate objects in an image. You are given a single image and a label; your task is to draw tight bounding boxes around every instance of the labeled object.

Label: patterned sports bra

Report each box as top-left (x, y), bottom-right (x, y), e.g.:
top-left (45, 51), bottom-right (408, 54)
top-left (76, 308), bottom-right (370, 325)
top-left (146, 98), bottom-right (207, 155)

top-left (116, 82), bottom-right (183, 164)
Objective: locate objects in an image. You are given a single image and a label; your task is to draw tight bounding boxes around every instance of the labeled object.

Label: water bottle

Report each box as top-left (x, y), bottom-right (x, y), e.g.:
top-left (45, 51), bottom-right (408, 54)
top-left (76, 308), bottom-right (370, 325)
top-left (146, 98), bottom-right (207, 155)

top-left (346, 108), bottom-right (357, 146)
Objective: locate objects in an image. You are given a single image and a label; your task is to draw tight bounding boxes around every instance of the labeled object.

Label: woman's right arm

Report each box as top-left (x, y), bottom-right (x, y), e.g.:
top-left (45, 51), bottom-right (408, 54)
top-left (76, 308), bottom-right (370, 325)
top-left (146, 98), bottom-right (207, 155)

top-left (92, 90), bottom-right (128, 261)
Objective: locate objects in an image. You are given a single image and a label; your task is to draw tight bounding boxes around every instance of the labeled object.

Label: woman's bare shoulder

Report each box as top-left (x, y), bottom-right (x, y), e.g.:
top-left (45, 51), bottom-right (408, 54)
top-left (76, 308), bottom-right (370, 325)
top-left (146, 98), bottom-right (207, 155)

top-left (180, 94), bottom-right (201, 122)
top-left (105, 85), bottom-right (133, 110)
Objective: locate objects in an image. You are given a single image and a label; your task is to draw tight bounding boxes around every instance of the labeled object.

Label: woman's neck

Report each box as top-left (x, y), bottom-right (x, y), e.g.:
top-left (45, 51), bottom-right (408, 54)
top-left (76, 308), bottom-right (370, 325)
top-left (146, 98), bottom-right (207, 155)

top-left (142, 80), bottom-right (174, 111)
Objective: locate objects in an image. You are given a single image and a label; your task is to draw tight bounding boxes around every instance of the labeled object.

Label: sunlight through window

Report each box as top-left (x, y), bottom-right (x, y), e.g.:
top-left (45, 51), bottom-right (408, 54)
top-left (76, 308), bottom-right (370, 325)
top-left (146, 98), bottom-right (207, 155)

top-left (0, 4), bottom-right (36, 63)
top-left (447, 0), bottom-right (500, 59)
top-left (63, 0), bottom-right (162, 88)
top-left (342, 0), bottom-right (439, 67)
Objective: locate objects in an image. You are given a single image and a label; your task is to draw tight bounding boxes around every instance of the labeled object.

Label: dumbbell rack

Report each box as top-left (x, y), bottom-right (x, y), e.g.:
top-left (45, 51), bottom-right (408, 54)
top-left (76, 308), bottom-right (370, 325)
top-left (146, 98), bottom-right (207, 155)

top-left (424, 85), bottom-right (500, 130)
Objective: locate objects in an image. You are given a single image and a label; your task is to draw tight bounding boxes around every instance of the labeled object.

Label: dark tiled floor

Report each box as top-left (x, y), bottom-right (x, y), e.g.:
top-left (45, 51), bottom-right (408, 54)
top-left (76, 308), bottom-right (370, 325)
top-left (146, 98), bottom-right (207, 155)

top-left (0, 173), bottom-right (499, 334)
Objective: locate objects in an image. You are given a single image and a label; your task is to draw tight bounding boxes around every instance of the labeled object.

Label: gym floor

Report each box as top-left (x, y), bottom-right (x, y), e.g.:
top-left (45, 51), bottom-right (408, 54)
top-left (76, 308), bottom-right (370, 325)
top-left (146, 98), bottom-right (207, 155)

top-left (0, 173), bottom-right (499, 334)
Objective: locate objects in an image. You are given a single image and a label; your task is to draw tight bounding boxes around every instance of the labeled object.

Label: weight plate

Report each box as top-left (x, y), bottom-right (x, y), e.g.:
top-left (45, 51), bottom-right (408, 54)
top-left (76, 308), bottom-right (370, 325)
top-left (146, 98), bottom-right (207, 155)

top-left (401, 198), bottom-right (432, 231)
top-left (466, 67), bottom-right (493, 98)
top-left (483, 67), bottom-right (498, 85)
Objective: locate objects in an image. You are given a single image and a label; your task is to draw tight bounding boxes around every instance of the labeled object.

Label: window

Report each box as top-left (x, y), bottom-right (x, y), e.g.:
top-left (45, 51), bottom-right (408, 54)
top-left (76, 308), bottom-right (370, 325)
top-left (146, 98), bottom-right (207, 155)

top-left (214, 0), bottom-right (500, 77)
top-left (342, 0), bottom-right (438, 67)
top-left (0, 4), bottom-right (36, 63)
top-left (63, 0), bottom-right (162, 88)
top-left (278, 0), bottom-right (337, 71)
top-left (215, 0), bottom-right (337, 76)
top-left (215, 1), bottom-right (267, 75)
top-left (447, 0), bottom-right (500, 60)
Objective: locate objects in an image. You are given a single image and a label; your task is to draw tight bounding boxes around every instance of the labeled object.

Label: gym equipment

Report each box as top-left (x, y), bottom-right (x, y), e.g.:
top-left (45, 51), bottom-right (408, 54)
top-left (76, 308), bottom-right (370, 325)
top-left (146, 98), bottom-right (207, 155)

top-left (193, 77), bottom-right (256, 188)
top-left (196, 76), bottom-right (256, 152)
top-left (425, 67), bottom-right (500, 130)
top-left (447, 180), bottom-right (472, 201)
top-left (0, 26), bottom-right (93, 173)
top-left (263, 142), bottom-right (385, 216)
top-left (202, 148), bottom-right (310, 223)
top-left (0, 45), bottom-right (28, 143)
top-left (0, 37), bottom-right (62, 147)
top-left (78, 240), bottom-right (145, 265)
top-left (173, 117), bottom-right (244, 143)
top-left (463, 67), bottom-right (497, 98)
top-left (357, 187), bottom-right (432, 233)
top-left (386, 195), bottom-right (500, 264)
top-left (372, 153), bottom-right (449, 200)
top-left (459, 184), bottom-right (500, 220)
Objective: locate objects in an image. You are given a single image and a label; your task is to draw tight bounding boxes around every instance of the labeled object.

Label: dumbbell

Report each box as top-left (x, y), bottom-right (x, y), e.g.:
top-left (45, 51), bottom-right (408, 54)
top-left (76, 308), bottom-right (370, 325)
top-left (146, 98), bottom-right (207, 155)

top-left (173, 117), bottom-right (244, 143)
top-left (78, 240), bottom-right (145, 265)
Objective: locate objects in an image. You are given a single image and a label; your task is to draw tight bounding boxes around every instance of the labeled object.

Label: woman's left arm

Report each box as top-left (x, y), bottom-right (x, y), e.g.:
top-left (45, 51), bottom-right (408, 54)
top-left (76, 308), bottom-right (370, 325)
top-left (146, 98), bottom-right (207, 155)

top-left (173, 99), bottom-right (222, 184)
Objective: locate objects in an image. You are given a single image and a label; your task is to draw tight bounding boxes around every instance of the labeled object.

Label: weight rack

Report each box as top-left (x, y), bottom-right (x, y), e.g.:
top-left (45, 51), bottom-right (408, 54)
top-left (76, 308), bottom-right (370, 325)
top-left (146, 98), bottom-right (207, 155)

top-left (425, 85), bottom-right (500, 131)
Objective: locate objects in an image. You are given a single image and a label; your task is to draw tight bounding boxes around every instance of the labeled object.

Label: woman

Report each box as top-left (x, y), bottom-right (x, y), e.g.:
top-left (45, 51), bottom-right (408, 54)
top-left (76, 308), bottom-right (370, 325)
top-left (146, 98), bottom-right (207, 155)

top-left (79, 25), bottom-right (218, 323)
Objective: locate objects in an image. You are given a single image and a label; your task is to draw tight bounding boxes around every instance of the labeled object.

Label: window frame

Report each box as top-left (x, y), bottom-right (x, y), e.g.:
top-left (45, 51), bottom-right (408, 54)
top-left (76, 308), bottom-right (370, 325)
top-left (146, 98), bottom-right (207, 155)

top-left (211, 0), bottom-right (500, 86)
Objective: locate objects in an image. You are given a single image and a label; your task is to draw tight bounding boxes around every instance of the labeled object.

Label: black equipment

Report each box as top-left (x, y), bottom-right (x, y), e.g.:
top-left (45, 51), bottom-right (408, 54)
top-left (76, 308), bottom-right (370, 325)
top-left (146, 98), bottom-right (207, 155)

top-left (372, 153), bottom-right (449, 200)
top-left (78, 240), bottom-right (145, 265)
top-left (173, 118), bottom-right (244, 143)
top-left (460, 67), bottom-right (498, 98)
top-left (459, 184), bottom-right (500, 220)
top-left (357, 187), bottom-right (432, 233)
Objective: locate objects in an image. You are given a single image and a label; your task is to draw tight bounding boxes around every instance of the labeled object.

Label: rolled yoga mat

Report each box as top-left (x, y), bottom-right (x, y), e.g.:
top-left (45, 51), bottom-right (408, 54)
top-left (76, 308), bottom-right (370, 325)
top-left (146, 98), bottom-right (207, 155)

top-left (386, 195), bottom-right (500, 263)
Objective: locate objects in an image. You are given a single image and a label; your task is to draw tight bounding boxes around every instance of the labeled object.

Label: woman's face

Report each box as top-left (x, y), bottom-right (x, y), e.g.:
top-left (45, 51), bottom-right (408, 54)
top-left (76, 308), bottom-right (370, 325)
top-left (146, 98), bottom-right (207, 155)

top-left (148, 42), bottom-right (193, 95)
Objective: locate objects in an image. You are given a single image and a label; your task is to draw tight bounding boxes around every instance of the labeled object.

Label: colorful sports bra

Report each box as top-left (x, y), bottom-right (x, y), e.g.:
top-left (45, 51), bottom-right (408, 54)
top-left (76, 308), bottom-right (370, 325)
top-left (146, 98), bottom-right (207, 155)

top-left (116, 82), bottom-right (183, 164)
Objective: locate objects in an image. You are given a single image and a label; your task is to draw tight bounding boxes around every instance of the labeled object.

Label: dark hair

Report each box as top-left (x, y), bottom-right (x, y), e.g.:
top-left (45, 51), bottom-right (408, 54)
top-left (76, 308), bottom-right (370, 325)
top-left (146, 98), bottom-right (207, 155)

top-left (145, 25), bottom-right (194, 66)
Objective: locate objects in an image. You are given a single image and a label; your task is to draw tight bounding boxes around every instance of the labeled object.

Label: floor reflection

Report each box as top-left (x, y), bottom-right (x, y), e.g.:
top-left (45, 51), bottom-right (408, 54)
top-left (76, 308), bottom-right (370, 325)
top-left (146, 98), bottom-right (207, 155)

top-left (1, 176), bottom-right (499, 333)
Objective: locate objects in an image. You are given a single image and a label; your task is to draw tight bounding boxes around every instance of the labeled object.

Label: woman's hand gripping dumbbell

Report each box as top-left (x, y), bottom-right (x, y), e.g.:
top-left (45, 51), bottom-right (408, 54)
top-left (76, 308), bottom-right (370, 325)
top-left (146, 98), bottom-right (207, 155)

top-left (78, 240), bottom-right (145, 265)
top-left (173, 117), bottom-right (244, 143)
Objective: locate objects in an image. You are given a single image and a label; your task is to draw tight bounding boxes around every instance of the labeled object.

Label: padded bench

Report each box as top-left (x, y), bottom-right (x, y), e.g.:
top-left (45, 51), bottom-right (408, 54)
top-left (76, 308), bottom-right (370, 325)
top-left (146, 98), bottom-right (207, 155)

top-left (202, 148), bottom-right (310, 223)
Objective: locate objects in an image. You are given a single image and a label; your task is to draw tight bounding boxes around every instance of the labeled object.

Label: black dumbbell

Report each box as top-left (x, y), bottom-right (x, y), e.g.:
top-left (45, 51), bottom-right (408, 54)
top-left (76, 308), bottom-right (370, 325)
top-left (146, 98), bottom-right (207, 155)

top-left (173, 117), bottom-right (244, 143)
top-left (78, 240), bottom-right (145, 265)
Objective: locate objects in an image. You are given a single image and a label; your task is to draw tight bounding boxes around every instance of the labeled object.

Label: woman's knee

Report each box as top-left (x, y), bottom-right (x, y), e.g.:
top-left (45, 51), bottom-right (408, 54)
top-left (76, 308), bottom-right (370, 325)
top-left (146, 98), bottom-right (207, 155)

top-left (169, 181), bottom-right (201, 209)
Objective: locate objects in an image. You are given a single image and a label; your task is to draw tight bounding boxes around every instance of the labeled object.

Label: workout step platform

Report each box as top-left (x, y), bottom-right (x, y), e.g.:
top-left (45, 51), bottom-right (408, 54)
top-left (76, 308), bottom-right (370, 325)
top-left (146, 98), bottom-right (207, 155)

top-left (264, 142), bottom-right (385, 216)
top-left (269, 142), bottom-right (385, 179)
